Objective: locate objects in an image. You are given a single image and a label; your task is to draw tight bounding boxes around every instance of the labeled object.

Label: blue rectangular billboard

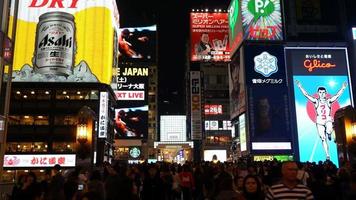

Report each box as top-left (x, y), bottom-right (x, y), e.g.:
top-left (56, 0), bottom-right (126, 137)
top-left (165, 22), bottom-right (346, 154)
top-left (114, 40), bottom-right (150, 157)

top-left (286, 47), bottom-right (353, 166)
top-left (244, 45), bottom-right (292, 153)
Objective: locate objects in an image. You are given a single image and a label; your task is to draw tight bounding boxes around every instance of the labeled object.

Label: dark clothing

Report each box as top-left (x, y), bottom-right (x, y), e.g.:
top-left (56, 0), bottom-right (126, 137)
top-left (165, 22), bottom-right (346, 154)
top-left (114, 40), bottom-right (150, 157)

top-left (47, 173), bottom-right (66, 200)
top-left (105, 174), bottom-right (134, 200)
top-left (142, 176), bottom-right (164, 200)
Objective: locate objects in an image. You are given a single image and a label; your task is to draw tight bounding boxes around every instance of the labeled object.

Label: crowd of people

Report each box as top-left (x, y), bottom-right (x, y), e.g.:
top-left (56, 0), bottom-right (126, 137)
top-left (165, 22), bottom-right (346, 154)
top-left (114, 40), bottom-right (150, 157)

top-left (8, 159), bottom-right (356, 200)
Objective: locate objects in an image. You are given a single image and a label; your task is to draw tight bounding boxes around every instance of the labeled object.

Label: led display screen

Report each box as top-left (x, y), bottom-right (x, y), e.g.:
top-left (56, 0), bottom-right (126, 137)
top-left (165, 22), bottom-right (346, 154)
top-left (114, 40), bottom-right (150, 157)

top-left (118, 25), bottom-right (157, 63)
top-left (286, 47), bottom-right (353, 166)
top-left (114, 106), bottom-right (148, 139)
top-left (190, 12), bottom-right (230, 62)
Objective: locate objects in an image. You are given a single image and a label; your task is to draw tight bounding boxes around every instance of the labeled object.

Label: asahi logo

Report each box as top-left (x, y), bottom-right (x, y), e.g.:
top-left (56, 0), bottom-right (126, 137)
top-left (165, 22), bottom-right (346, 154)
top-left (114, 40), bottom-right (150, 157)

top-left (29, 0), bottom-right (79, 8)
top-left (39, 34), bottom-right (72, 48)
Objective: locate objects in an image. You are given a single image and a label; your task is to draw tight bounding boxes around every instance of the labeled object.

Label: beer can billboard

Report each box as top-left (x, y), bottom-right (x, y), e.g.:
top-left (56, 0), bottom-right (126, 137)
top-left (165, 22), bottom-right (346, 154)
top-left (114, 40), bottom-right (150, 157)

top-left (8, 0), bottom-right (120, 84)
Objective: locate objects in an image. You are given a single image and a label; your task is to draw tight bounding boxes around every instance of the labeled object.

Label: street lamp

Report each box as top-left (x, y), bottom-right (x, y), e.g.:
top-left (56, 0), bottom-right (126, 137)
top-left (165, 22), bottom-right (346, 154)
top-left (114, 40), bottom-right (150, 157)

top-left (352, 122), bottom-right (356, 141)
top-left (77, 123), bottom-right (88, 144)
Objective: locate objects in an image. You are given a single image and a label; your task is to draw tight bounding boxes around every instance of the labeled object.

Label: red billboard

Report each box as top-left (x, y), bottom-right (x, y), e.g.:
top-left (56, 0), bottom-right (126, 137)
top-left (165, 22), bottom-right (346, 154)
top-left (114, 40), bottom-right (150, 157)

top-left (190, 12), bottom-right (230, 62)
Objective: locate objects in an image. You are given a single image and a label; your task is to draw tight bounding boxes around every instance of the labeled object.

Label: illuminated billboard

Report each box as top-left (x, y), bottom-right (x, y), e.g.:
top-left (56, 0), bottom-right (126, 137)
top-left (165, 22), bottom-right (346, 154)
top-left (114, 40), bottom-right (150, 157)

top-left (118, 25), bottom-right (157, 63)
top-left (114, 65), bottom-right (149, 101)
top-left (239, 114), bottom-right (247, 152)
top-left (160, 115), bottom-right (187, 142)
top-left (286, 47), bottom-right (353, 165)
top-left (190, 12), bottom-right (230, 62)
top-left (204, 104), bottom-right (223, 115)
top-left (241, 0), bottom-right (283, 41)
top-left (114, 105), bottom-right (148, 139)
top-left (8, 0), bottom-right (119, 84)
top-left (228, 0), bottom-right (243, 55)
top-left (229, 50), bottom-right (246, 120)
top-left (204, 150), bottom-right (227, 162)
top-left (4, 154), bottom-right (76, 168)
top-left (244, 45), bottom-right (292, 151)
top-left (204, 120), bottom-right (232, 131)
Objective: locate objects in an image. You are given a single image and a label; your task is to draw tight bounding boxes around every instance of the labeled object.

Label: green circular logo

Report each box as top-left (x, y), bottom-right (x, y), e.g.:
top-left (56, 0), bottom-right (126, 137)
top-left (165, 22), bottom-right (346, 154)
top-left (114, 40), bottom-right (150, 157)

top-left (129, 147), bottom-right (141, 158)
top-left (247, 0), bottom-right (275, 20)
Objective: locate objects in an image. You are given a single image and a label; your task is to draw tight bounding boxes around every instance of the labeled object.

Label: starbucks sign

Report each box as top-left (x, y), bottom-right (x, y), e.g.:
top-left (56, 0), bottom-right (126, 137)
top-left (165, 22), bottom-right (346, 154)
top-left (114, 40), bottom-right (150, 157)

top-left (129, 147), bottom-right (141, 159)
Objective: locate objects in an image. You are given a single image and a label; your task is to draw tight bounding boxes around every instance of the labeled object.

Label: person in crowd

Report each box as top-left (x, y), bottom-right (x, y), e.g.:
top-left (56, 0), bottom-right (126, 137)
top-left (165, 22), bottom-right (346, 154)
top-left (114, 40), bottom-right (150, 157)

top-left (11, 174), bottom-right (26, 200)
top-left (86, 170), bottom-right (105, 200)
top-left (47, 164), bottom-right (66, 200)
top-left (142, 164), bottom-right (164, 200)
top-left (237, 175), bottom-right (264, 200)
top-left (214, 171), bottom-right (239, 200)
top-left (179, 164), bottom-right (195, 200)
top-left (266, 161), bottom-right (314, 200)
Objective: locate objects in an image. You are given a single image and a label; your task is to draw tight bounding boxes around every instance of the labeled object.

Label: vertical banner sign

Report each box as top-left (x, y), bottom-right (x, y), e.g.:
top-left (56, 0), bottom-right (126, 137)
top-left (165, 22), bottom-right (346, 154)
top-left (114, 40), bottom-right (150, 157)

top-left (228, 0), bottom-right (243, 55)
top-left (229, 50), bottom-right (246, 120)
top-left (286, 47), bottom-right (353, 165)
top-left (245, 45), bottom-right (292, 152)
top-left (98, 92), bottom-right (108, 138)
top-left (191, 71), bottom-right (202, 140)
top-left (190, 12), bottom-right (230, 62)
top-left (241, 0), bottom-right (283, 40)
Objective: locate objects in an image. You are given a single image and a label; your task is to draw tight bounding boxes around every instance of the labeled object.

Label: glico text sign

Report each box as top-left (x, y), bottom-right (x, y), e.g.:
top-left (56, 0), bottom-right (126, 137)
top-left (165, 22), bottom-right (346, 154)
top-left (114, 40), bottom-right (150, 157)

top-left (9, 0), bottom-right (120, 84)
top-left (286, 47), bottom-right (353, 166)
top-left (241, 0), bottom-right (283, 41)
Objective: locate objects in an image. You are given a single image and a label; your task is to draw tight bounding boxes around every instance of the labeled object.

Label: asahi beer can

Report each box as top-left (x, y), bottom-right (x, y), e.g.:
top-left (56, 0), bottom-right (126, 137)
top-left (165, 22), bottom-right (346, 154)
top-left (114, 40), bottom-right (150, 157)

top-left (33, 12), bottom-right (76, 76)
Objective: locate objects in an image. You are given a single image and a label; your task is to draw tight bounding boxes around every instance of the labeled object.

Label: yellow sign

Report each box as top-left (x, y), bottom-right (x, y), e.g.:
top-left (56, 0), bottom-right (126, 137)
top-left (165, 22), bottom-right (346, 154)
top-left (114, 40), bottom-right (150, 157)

top-left (8, 0), bottom-right (120, 85)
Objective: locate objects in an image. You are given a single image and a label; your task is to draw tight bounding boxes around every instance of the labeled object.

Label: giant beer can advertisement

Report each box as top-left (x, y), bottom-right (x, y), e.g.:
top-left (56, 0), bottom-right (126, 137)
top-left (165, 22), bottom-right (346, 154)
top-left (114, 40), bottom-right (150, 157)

top-left (8, 0), bottom-right (120, 84)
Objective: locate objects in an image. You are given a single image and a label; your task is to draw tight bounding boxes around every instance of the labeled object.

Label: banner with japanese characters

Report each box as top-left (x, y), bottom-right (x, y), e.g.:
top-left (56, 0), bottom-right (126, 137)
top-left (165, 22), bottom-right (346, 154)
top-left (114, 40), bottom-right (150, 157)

top-left (286, 47), bottom-right (353, 166)
top-left (190, 12), bottom-right (230, 62)
top-left (244, 45), bottom-right (292, 153)
top-left (114, 64), bottom-right (148, 139)
top-left (244, 44), bottom-right (286, 86)
top-left (115, 65), bottom-right (149, 102)
top-left (4, 154), bottom-right (76, 167)
top-left (241, 0), bottom-right (283, 41)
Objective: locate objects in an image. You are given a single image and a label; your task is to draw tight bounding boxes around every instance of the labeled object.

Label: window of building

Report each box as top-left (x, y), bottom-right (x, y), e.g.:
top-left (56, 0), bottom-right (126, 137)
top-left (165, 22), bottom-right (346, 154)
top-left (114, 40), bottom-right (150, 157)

top-left (54, 115), bottom-right (77, 125)
top-left (6, 142), bottom-right (48, 153)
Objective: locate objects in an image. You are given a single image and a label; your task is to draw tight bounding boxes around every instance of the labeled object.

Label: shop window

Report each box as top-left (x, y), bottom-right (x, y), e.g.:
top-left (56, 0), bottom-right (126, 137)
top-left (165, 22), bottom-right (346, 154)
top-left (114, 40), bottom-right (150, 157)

top-left (53, 142), bottom-right (74, 153)
top-left (6, 142), bottom-right (48, 153)
top-left (54, 115), bottom-right (77, 125)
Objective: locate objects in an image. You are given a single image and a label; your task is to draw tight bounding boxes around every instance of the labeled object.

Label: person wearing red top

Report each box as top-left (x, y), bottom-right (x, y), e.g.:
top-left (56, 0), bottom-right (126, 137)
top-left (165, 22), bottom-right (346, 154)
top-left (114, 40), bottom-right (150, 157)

top-left (179, 164), bottom-right (195, 200)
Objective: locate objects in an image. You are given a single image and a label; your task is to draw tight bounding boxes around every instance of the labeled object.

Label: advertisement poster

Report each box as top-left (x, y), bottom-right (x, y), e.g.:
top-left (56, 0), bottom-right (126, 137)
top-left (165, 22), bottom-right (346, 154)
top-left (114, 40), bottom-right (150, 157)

top-left (114, 106), bottom-right (148, 139)
top-left (244, 45), bottom-right (292, 151)
top-left (239, 114), bottom-right (247, 152)
top-left (118, 25), bottom-right (157, 63)
top-left (114, 65), bottom-right (149, 102)
top-left (229, 50), bottom-right (246, 120)
top-left (228, 0), bottom-right (243, 55)
top-left (287, 47), bottom-right (353, 165)
top-left (9, 0), bottom-right (120, 84)
top-left (190, 12), bottom-right (230, 62)
top-left (241, 0), bottom-right (283, 41)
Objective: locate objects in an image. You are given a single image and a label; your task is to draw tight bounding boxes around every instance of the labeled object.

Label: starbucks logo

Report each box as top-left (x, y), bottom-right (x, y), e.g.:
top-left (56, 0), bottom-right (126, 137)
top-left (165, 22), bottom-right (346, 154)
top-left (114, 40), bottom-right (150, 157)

top-left (129, 147), bottom-right (141, 158)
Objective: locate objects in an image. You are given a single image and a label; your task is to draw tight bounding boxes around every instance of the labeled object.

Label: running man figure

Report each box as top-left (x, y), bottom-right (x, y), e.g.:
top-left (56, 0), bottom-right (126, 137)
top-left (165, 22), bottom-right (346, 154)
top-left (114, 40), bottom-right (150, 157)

top-left (295, 80), bottom-right (347, 160)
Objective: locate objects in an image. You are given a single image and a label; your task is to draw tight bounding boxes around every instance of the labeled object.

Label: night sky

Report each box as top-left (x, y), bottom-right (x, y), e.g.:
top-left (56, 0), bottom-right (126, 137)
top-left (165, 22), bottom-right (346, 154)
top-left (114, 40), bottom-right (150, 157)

top-left (116, 0), bottom-right (231, 115)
